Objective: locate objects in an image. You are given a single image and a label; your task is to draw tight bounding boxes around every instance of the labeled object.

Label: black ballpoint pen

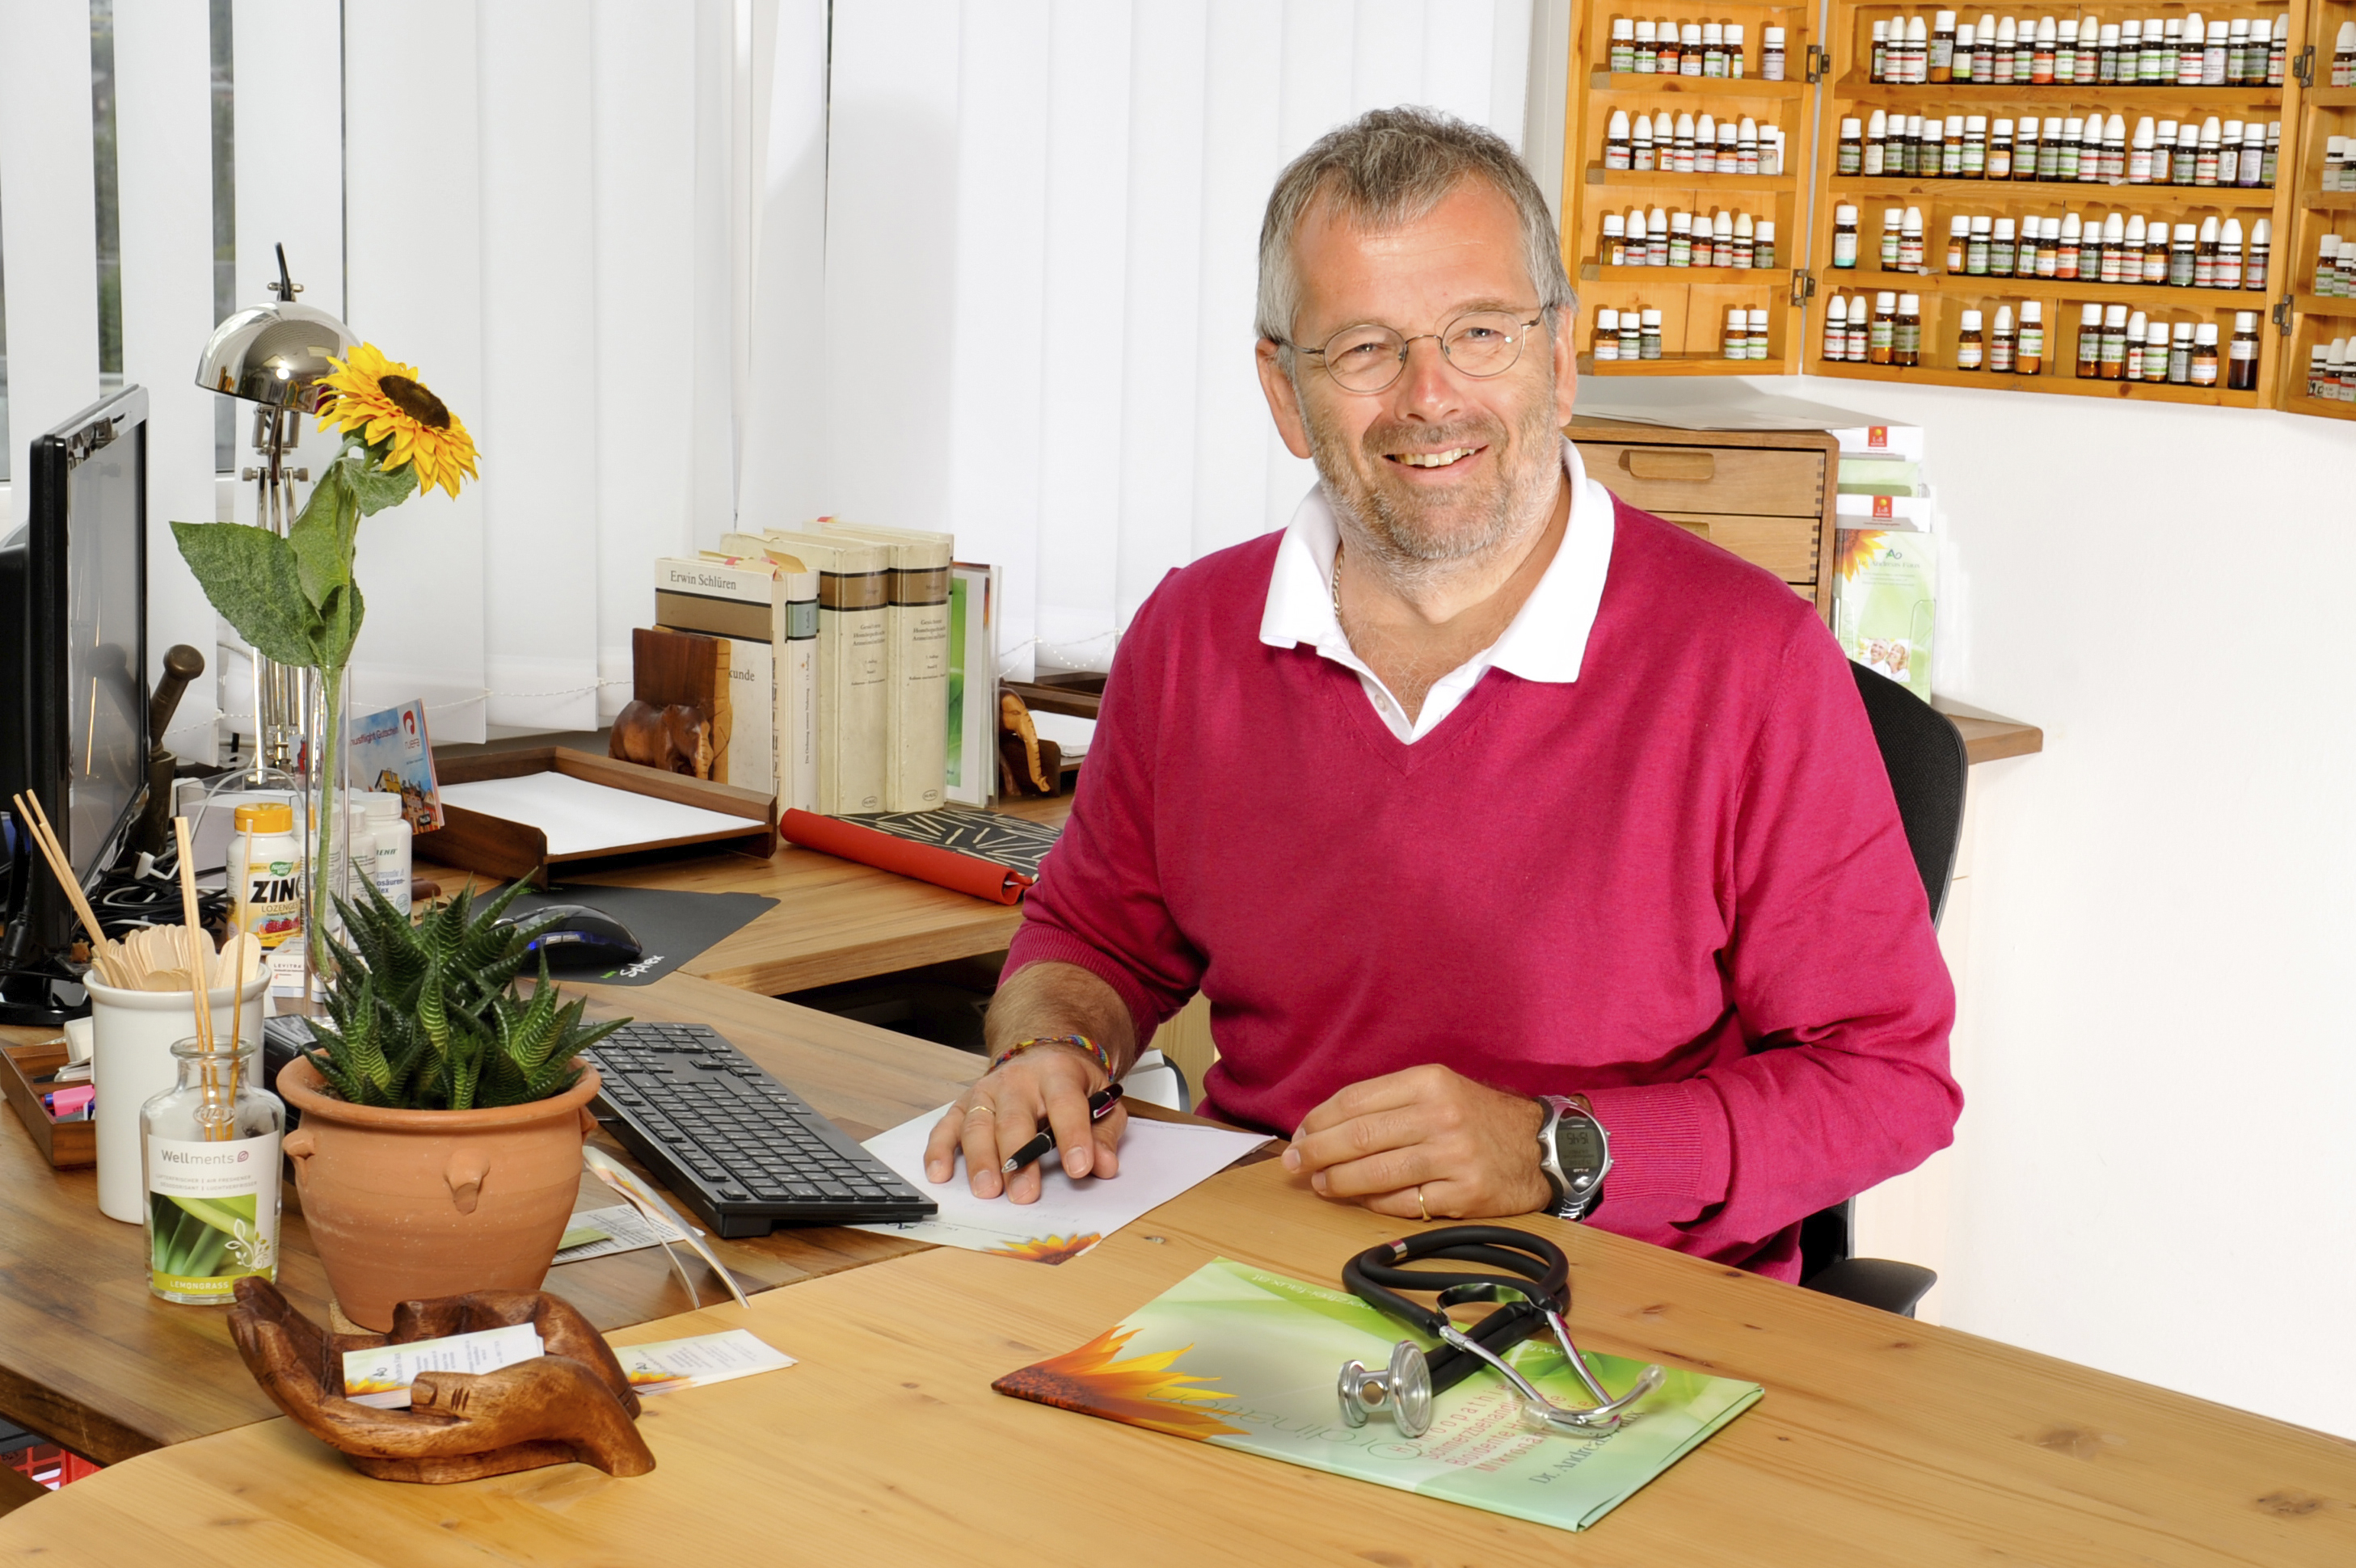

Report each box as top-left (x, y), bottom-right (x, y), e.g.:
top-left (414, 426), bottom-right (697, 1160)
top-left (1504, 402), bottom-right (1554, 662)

top-left (1001, 1083), bottom-right (1125, 1174)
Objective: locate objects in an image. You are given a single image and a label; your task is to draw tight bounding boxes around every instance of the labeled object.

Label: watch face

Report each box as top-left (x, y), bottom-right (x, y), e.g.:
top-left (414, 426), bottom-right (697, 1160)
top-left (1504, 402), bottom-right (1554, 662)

top-left (1554, 1116), bottom-right (1604, 1174)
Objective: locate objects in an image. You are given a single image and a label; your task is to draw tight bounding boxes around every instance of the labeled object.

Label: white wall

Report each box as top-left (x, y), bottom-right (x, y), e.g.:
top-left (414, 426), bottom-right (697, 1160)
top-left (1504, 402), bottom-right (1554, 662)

top-left (1785, 377), bottom-right (2356, 1438)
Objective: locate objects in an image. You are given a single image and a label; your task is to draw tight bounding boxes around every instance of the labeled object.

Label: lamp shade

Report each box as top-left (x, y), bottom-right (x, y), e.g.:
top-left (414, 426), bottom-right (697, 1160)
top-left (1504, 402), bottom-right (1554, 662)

top-left (195, 301), bottom-right (356, 410)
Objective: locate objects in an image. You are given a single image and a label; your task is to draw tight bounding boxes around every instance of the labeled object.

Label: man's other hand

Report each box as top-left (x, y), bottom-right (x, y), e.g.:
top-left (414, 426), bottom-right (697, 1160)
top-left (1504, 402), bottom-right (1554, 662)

top-left (921, 1043), bottom-right (1127, 1204)
top-left (1283, 1064), bottom-right (1554, 1220)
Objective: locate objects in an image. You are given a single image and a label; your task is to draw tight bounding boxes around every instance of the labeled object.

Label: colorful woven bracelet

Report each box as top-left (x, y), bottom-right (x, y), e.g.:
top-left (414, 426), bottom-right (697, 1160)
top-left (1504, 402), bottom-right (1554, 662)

top-left (990, 1035), bottom-right (1113, 1078)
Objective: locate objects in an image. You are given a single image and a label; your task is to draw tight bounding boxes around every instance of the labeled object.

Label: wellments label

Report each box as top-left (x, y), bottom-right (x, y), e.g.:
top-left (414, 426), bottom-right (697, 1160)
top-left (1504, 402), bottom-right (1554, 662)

top-left (148, 1133), bottom-right (280, 1297)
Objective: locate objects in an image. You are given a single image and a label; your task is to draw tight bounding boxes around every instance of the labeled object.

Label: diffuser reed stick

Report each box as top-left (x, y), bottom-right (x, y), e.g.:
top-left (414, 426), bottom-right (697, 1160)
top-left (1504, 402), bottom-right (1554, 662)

top-left (9, 790), bottom-right (129, 987)
top-left (171, 817), bottom-right (229, 1141)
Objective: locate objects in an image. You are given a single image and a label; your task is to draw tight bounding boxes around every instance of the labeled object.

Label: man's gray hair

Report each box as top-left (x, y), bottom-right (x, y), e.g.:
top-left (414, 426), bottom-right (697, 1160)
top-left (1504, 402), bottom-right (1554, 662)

top-left (1255, 107), bottom-right (1575, 355)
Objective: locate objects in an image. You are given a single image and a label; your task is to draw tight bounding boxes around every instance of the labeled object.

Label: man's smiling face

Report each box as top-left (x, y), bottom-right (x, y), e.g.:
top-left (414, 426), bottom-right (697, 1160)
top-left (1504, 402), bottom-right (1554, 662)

top-left (1263, 179), bottom-right (1577, 570)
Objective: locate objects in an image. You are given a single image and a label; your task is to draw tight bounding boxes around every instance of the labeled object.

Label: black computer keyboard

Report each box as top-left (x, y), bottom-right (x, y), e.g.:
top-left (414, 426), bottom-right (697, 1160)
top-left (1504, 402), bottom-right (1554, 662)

top-left (580, 1022), bottom-right (936, 1237)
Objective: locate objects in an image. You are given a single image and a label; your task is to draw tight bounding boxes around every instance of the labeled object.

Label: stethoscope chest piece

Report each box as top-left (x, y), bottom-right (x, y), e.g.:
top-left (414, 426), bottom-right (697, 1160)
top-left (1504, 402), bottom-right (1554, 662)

top-left (1336, 1338), bottom-right (1434, 1438)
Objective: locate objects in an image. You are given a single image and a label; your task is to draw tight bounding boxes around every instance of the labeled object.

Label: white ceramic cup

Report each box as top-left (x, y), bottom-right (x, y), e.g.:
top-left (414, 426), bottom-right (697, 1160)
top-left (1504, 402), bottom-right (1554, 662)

top-left (86, 973), bottom-right (270, 1224)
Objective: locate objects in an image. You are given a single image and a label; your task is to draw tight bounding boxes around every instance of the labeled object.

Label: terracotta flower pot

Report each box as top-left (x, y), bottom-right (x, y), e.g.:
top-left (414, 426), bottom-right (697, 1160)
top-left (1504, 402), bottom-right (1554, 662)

top-left (276, 1057), bottom-right (602, 1332)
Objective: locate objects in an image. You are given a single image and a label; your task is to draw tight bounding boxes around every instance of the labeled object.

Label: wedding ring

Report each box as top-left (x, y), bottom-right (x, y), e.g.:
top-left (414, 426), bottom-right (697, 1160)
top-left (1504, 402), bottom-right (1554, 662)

top-left (963, 1102), bottom-right (994, 1119)
top-left (1416, 1186), bottom-right (1430, 1223)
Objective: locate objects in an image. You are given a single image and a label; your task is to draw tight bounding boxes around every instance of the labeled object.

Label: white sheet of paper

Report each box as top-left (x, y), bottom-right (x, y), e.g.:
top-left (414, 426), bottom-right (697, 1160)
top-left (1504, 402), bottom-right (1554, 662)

top-left (617, 1329), bottom-right (795, 1395)
top-left (852, 1106), bottom-right (1270, 1262)
top-left (1028, 710), bottom-right (1094, 760)
top-left (551, 1202), bottom-right (689, 1264)
top-left (437, 772), bottom-right (753, 858)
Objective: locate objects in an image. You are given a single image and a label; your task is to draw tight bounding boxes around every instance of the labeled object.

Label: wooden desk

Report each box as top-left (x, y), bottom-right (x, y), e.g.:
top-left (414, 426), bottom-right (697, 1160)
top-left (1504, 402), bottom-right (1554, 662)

top-left (0, 976), bottom-right (978, 1466)
top-left (4, 1157), bottom-right (2347, 1566)
top-left (420, 792), bottom-right (1073, 997)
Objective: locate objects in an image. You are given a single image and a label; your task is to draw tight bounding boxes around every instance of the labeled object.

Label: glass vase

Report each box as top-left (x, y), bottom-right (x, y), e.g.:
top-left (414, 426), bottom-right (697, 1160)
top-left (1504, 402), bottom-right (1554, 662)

top-left (299, 664), bottom-right (354, 999)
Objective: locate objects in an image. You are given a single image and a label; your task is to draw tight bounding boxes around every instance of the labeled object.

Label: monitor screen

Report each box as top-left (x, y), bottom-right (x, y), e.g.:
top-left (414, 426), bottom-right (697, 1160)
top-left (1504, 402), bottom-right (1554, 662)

top-left (64, 428), bottom-right (147, 880)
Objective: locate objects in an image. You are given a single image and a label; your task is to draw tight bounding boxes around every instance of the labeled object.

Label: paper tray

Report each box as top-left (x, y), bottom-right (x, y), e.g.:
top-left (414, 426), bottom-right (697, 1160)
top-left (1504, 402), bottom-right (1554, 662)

top-left (426, 748), bottom-right (775, 887)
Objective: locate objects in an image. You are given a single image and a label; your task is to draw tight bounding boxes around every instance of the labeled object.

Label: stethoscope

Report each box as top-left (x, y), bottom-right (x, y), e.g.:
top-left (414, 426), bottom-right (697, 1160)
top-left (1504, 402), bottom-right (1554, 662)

top-left (1336, 1224), bottom-right (1666, 1439)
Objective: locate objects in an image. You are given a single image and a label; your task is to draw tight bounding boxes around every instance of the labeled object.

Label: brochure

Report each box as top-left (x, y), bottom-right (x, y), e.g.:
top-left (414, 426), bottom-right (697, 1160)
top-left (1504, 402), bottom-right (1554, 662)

top-left (994, 1257), bottom-right (1761, 1533)
top-left (616, 1329), bottom-right (795, 1395)
top-left (1834, 528), bottom-right (1937, 700)
top-left (346, 698), bottom-right (445, 832)
top-left (343, 1324), bottom-right (545, 1409)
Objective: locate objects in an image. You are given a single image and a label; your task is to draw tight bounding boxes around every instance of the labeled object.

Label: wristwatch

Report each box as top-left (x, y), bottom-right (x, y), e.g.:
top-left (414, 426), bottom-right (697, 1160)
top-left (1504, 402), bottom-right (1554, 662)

top-left (1534, 1095), bottom-right (1610, 1221)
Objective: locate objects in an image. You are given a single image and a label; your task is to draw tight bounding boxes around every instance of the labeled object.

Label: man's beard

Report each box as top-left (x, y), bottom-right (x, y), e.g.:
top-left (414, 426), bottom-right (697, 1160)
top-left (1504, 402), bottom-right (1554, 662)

top-left (1304, 376), bottom-right (1562, 576)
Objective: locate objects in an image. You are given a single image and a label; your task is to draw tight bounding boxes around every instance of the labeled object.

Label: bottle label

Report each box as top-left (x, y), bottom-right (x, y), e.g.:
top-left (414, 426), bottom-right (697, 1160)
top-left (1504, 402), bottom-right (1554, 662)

top-left (148, 1132), bottom-right (281, 1299)
top-left (234, 841), bottom-right (304, 949)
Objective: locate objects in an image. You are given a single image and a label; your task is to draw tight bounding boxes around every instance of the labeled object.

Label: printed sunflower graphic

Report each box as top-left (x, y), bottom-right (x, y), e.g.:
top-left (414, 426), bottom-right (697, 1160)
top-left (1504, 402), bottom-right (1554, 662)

top-left (992, 1325), bottom-right (1245, 1440)
top-left (984, 1232), bottom-right (1102, 1266)
top-left (314, 343), bottom-right (481, 499)
top-left (1834, 527), bottom-right (1890, 583)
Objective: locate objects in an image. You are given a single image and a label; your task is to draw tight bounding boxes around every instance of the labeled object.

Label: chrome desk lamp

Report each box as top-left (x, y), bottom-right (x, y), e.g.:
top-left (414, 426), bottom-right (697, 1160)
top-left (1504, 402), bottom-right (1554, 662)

top-left (194, 244), bottom-right (356, 779)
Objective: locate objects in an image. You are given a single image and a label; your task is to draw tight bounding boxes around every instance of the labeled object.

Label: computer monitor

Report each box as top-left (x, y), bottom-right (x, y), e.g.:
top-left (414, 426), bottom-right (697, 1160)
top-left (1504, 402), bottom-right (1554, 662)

top-left (0, 386), bottom-right (150, 1019)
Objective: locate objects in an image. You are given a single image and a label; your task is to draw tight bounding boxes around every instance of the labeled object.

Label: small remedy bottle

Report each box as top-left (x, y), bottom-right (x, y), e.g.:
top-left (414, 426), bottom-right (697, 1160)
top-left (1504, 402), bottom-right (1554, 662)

top-left (1839, 119), bottom-right (1865, 176)
top-left (2169, 322), bottom-right (2195, 382)
top-left (141, 1038), bottom-right (284, 1305)
top-left (2076, 301), bottom-right (2104, 377)
top-left (2190, 322), bottom-right (2220, 386)
top-left (2227, 311), bottom-right (2260, 390)
top-left (2098, 304), bottom-right (2130, 378)
top-left (1882, 209), bottom-right (1905, 271)
top-left (1893, 293), bottom-right (1922, 366)
top-left (1869, 292), bottom-right (1898, 363)
top-left (1619, 309), bottom-right (1642, 359)
top-left (1762, 25), bottom-right (1786, 80)
top-left (1823, 295), bottom-right (1849, 361)
top-left (1724, 306), bottom-right (1747, 360)
top-left (1747, 308), bottom-right (1769, 360)
top-left (1989, 304), bottom-right (2017, 372)
top-left (1594, 308), bottom-right (1621, 361)
top-left (1725, 23), bottom-right (1746, 78)
top-left (1603, 213), bottom-right (1626, 265)
top-left (1640, 306), bottom-right (1663, 360)
top-left (1947, 217), bottom-right (1970, 274)
top-left (1753, 219), bottom-right (1776, 268)
top-left (1610, 17), bottom-right (1636, 73)
top-left (2144, 321), bottom-right (2172, 382)
top-left (1832, 204), bottom-right (1860, 268)
top-left (1633, 19), bottom-right (1656, 72)
top-left (1955, 309), bottom-right (1986, 369)
top-left (2017, 301), bottom-right (2046, 374)
top-left (1604, 111), bottom-right (1633, 171)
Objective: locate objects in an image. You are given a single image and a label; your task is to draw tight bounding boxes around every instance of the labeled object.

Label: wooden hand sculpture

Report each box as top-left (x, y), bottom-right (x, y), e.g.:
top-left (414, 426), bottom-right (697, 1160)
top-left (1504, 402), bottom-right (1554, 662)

top-left (229, 1276), bottom-right (656, 1483)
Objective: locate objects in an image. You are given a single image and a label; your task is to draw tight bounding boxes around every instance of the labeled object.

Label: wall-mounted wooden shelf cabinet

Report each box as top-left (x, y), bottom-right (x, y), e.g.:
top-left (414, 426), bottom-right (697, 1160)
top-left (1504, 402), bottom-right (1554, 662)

top-left (1559, 1), bottom-right (2356, 419)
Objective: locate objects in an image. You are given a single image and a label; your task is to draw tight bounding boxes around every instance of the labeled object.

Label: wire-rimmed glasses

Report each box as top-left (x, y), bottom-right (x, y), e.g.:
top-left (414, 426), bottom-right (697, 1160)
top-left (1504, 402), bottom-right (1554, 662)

top-left (1275, 310), bottom-right (1549, 394)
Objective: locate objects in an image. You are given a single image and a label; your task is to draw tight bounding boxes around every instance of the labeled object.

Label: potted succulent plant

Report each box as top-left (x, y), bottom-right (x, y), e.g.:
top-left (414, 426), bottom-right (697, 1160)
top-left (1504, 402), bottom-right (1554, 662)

top-left (278, 880), bottom-right (624, 1330)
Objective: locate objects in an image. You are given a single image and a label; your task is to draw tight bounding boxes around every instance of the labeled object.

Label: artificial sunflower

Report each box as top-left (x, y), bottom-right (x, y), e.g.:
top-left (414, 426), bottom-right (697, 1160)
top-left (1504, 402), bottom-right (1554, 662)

top-left (314, 342), bottom-right (481, 499)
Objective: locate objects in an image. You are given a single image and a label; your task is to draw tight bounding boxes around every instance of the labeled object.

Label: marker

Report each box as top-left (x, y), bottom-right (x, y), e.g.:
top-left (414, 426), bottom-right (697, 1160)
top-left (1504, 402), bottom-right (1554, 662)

top-left (1001, 1084), bottom-right (1124, 1174)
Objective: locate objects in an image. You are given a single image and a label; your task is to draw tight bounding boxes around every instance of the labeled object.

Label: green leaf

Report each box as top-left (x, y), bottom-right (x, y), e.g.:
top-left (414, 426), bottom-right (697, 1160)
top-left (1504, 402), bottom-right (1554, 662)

top-left (284, 464), bottom-right (355, 609)
top-left (170, 521), bottom-right (327, 668)
top-left (347, 442), bottom-right (419, 515)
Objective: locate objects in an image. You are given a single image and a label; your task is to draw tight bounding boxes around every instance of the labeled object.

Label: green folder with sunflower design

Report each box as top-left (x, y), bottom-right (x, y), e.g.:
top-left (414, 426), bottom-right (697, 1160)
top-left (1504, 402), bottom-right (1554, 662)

top-left (993, 1257), bottom-right (1760, 1533)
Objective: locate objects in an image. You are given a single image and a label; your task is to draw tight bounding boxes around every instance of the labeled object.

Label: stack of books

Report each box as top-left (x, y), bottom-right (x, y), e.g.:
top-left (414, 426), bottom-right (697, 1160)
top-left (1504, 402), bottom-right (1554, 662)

top-left (647, 523), bottom-right (997, 817)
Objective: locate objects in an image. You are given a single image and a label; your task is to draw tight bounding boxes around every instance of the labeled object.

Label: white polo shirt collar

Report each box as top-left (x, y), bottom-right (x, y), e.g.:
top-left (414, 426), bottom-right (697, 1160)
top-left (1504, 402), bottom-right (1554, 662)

top-left (1258, 436), bottom-right (1616, 743)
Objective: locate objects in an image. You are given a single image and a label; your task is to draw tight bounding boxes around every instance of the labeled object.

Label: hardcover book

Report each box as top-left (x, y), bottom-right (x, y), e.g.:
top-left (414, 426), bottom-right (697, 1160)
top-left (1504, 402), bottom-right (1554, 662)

top-left (994, 1257), bottom-right (1762, 1534)
top-left (754, 530), bottom-right (891, 815)
top-left (820, 520), bottom-right (953, 813)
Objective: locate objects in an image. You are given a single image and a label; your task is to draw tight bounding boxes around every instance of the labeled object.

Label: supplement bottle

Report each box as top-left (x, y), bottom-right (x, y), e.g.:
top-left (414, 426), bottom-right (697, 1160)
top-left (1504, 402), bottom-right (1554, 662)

top-left (226, 801), bottom-right (302, 950)
top-left (360, 790), bottom-right (413, 918)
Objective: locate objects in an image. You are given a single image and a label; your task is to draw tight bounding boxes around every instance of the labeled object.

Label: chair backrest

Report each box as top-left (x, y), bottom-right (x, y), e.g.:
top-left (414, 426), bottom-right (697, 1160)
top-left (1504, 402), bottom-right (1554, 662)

top-left (1847, 662), bottom-right (1969, 925)
top-left (1800, 664), bottom-right (1970, 1284)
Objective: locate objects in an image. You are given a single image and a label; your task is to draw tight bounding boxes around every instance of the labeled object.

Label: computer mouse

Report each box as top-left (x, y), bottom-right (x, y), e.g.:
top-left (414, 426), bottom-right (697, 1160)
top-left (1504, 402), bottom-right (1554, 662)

top-left (510, 904), bottom-right (643, 969)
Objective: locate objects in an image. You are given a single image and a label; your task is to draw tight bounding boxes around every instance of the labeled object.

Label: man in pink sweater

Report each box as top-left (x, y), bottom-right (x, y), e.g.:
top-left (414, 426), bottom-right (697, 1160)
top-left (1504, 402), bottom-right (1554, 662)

top-left (924, 108), bottom-right (1959, 1280)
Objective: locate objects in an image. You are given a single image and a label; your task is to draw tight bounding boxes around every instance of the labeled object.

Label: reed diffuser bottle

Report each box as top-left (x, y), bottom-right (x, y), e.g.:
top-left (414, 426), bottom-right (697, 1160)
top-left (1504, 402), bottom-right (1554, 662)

top-left (141, 1037), bottom-right (284, 1304)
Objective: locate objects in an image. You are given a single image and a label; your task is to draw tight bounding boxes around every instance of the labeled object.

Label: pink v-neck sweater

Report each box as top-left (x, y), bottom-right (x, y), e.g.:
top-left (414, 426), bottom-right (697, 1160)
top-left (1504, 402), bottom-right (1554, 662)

top-left (1006, 499), bottom-right (1961, 1279)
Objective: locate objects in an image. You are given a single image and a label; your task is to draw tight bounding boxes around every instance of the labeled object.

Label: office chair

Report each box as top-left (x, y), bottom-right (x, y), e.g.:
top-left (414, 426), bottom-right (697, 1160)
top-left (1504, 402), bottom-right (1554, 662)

top-left (1794, 663), bottom-right (1969, 1318)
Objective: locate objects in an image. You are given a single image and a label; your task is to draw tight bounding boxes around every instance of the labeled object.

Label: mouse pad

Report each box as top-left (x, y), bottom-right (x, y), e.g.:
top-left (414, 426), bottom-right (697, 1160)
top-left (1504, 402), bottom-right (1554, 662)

top-left (499, 885), bottom-right (779, 988)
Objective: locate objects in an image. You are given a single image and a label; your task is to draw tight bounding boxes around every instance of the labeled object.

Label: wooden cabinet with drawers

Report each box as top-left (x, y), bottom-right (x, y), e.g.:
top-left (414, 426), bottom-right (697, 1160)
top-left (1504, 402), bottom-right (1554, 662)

top-left (1567, 415), bottom-right (1840, 620)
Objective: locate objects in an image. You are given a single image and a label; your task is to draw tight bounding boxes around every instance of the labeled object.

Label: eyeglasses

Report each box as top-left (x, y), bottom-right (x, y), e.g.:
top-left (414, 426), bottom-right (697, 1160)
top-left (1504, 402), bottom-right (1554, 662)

top-left (1275, 310), bottom-right (1549, 394)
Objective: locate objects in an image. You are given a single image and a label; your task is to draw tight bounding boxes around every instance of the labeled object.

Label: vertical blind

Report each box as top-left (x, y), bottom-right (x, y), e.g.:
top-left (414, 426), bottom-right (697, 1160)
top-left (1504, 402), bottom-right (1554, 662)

top-left (0, 0), bottom-right (1536, 749)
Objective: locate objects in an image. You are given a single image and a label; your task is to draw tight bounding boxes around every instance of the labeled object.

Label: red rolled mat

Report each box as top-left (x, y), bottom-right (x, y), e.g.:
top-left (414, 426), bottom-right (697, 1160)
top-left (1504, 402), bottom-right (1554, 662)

top-left (780, 810), bottom-right (1035, 905)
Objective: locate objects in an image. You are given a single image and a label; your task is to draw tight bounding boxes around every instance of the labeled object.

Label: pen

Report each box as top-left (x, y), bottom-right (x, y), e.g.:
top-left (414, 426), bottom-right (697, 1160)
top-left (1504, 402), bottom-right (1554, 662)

top-left (1000, 1083), bottom-right (1124, 1174)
